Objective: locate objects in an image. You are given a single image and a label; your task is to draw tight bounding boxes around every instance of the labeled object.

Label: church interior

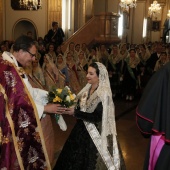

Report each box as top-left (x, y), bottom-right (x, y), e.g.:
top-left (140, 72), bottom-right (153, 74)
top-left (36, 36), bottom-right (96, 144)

top-left (0, 0), bottom-right (170, 45)
top-left (0, 0), bottom-right (170, 170)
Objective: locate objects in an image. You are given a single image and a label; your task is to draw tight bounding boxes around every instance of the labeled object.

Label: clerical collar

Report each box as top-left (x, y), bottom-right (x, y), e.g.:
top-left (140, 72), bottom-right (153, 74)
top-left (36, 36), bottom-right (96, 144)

top-left (17, 61), bottom-right (23, 67)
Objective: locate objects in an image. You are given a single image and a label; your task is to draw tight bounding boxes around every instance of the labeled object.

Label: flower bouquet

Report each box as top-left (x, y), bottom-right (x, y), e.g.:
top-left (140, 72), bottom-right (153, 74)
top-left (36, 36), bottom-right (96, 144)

top-left (47, 86), bottom-right (76, 123)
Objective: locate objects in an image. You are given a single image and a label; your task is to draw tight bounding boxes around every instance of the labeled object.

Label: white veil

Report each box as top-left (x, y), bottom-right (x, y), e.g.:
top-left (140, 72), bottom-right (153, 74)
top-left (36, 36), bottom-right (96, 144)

top-left (95, 62), bottom-right (117, 145)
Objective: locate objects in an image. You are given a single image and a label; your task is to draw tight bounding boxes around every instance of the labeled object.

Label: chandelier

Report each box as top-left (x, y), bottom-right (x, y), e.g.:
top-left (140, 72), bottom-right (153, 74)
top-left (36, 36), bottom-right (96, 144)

top-left (19, 0), bottom-right (42, 10)
top-left (119, 0), bottom-right (137, 11)
top-left (167, 10), bottom-right (170, 19)
top-left (148, 1), bottom-right (161, 17)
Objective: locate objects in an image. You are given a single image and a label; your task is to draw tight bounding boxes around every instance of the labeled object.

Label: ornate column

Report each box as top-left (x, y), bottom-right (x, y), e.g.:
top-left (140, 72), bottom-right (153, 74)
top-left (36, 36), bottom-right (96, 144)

top-left (95, 12), bottom-right (120, 44)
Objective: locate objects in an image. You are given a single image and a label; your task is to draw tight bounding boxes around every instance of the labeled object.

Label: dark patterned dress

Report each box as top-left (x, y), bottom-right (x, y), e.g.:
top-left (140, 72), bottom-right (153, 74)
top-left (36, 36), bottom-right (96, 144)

top-left (54, 100), bottom-right (126, 170)
top-left (53, 102), bottom-right (103, 170)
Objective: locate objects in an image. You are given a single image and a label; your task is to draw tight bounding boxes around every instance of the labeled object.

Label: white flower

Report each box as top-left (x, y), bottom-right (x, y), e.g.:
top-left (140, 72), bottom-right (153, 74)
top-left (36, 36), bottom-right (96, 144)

top-left (66, 95), bottom-right (70, 102)
top-left (73, 94), bottom-right (76, 99)
top-left (65, 86), bottom-right (70, 90)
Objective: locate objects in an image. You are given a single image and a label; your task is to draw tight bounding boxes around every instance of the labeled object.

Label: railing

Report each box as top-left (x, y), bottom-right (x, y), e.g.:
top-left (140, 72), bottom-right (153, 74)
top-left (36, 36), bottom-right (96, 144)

top-left (61, 12), bottom-right (120, 52)
top-left (61, 16), bottom-right (99, 52)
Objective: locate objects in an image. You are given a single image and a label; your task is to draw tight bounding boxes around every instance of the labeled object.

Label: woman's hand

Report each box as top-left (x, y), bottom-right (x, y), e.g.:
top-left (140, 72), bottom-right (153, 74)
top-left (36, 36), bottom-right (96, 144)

top-left (44, 103), bottom-right (66, 114)
top-left (63, 107), bottom-right (75, 115)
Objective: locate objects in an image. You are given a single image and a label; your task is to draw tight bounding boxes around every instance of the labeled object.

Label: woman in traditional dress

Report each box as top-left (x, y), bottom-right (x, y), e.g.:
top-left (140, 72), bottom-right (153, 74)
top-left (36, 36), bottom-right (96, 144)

top-left (88, 47), bottom-right (99, 65)
top-left (66, 51), bottom-right (81, 94)
top-left (98, 44), bottom-right (109, 68)
top-left (31, 58), bottom-right (46, 89)
top-left (115, 43), bottom-right (128, 98)
top-left (108, 44), bottom-right (121, 97)
top-left (56, 54), bottom-right (70, 86)
top-left (138, 44), bottom-right (150, 65)
top-left (53, 62), bottom-right (126, 170)
top-left (154, 52), bottom-right (168, 72)
top-left (55, 45), bottom-right (64, 56)
top-left (123, 49), bottom-right (140, 101)
top-left (42, 54), bottom-right (62, 90)
top-left (74, 43), bottom-right (81, 61)
top-left (118, 43), bottom-right (128, 77)
top-left (81, 42), bottom-right (90, 59)
top-left (64, 42), bottom-right (76, 61)
top-left (47, 43), bottom-right (57, 63)
top-left (119, 43), bottom-right (128, 60)
top-left (77, 50), bottom-right (88, 88)
top-left (137, 44), bottom-right (151, 92)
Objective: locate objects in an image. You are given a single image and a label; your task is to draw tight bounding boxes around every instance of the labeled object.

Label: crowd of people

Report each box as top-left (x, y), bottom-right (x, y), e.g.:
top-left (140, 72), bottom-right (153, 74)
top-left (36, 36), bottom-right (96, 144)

top-left (1, 36), bottom-right (170, 101)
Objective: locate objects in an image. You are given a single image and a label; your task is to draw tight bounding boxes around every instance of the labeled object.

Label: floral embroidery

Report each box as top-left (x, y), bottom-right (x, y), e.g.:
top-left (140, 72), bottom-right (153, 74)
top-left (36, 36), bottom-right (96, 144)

top-left (3, 71), bottom-right (17, 93)
top-left (2, 136), bottom-right (10, 144)
top-left (24, 128), bottom-right (30, 135)
top-left (33, 162), bottom-right (38, 169)
top-left (8, 102), bottom-right (14, 115)
top-left (4, 71), bottom-right (17, 88)
top-left (17, 138), bottom-right (24, 152)
top-left (23, 92), bottom-right (32, 106)
top-left (18, 108), bottom-right (31, 128)
top-left (33, 131), bottom-right (41, 143)
top-left (1, 59), bottom-right (13, 66)
top-left (1, 132), bottom-right (12, 144)
top-left (28, 146), bottom-right (39, 163)
top-left (86, 95), bottom-right (100, 112)
top-left (1, 133), bottom-right (12, 144)
top-left (0, 54), bottom-right (49, 168)
top-left (40, 164), bottom-right (48, 170)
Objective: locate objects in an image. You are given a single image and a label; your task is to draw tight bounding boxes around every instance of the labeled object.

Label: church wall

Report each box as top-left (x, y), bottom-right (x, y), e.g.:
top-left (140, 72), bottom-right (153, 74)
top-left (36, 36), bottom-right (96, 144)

top-left (108, 0), bottom-right (119, 13)
top-left (131, 1), bottom-right (146, 44)
top-left (4, 0), bottom-right (47, 40)
top-left (2, 0), bottom-right (62, 41)
top-left (121, 0), bottom-right (169, 44)
top-left (93, 0), bottom-right (107, 15)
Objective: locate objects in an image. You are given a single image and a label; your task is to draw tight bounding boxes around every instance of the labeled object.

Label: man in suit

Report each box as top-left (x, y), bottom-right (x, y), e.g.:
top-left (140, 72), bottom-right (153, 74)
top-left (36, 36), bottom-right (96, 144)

top-left (45, 21), bottom-right (65, 47)
top-left (146, 43), bottom-right (163, 75)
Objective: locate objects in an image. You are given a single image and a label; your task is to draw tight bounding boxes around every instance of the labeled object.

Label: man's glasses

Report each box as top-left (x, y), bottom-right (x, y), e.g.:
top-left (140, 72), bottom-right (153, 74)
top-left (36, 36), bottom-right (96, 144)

top-left (26, 50), bottom-right (36, 58)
